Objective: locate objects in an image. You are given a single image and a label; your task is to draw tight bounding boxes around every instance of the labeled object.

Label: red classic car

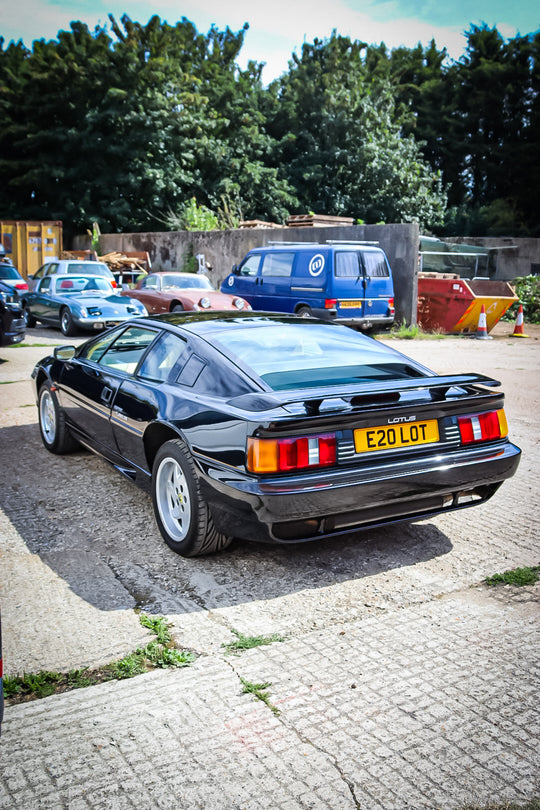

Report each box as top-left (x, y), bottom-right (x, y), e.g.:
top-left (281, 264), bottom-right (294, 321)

top-left (122, 272), bottom-right (250, 314)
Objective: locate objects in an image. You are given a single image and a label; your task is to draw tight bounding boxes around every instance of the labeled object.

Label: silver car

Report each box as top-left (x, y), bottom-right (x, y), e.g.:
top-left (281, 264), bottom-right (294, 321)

top-left (22, 274), bottom-right (147, 335)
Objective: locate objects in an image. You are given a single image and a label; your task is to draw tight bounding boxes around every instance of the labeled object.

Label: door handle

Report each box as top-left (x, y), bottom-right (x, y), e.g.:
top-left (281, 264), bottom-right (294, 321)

top-left (101, 386), bottom-right (113, 404)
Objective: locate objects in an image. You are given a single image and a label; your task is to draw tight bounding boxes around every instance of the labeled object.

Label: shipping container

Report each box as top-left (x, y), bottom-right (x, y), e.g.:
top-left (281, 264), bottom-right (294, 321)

top-left (0, 221), bottom-right (63, 279)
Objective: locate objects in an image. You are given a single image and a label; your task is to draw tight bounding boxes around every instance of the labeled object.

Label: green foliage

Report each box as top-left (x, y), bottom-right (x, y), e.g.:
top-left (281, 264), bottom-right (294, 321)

top-left (3, 671), bottom-right (61, 699)
top-left (388, 321), bottom-right (446, 339)
top-left (267, 33), bottom-right (447, 229)
top-left (240, 677), bottom-right (280, 715)
top-left (503, 276), bottom-right (540, 324)
top-left (4, 613), bottom-right (195, 703)
top-left (222, 628), bottom-right (285, 653)
top-left (167, 197), bottom-right (221, 231)
top-left (485, 566), bottom-right (540, 587)
top-left (1, 17), bottom-right (539, 235)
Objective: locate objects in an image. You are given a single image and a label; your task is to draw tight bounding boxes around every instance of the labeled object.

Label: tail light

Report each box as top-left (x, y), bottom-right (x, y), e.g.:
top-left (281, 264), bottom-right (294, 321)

top-left (15, 282), bottom-right (29, 291)
top-left (247, 433), bottom-right (337, 473)
top-left (388, 297), bottom-right (395, 315)
top-left (325, 299), bottom-right (337, 309)
top-left (458, 409), bottom-right (508, 445)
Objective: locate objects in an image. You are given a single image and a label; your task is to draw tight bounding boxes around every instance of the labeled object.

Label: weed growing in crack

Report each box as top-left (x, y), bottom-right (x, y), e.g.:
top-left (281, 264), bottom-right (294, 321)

top-left (222, 629), bottom-right (285, 654)
top-left (240, 677), bottom-right (280, 716)
top-left (485, 565), bottom-right (540, 587)
top-left (4, 613), bottom-right (195, 704)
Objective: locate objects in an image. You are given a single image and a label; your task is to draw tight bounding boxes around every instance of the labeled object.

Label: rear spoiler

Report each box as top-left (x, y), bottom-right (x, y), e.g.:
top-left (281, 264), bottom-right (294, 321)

top-left (228, 374), bottom-right (501, 414)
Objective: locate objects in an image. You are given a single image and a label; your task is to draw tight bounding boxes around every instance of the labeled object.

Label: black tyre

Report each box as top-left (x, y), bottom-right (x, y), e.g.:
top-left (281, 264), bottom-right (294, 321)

top-left (38, 383), bottom-right (79, 454)
top-left (23, 306), bottom-right (37, 328)
top-left (152, 439), bottom-right (232, 557)
top-left (60, 308), bottom-right (77, 336)
top-left (171, 303), bottom-right (184, 312)
top-left (296, 306), bottom-right (313, 318)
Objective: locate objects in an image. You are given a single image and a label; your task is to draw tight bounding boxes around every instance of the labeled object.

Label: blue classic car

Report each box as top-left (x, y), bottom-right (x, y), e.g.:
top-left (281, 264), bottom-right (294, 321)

top-left (22, 275), bottom-right (147, 335)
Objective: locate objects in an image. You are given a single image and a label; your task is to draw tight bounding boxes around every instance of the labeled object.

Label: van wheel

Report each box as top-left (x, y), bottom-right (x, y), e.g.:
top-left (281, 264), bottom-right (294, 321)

top-left (297, 306), bottom-right (312, 318)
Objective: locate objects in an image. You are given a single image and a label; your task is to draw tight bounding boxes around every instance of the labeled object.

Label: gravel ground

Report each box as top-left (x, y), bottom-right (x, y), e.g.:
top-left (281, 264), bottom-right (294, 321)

top-left (0, 319), bottom-right (538, 672)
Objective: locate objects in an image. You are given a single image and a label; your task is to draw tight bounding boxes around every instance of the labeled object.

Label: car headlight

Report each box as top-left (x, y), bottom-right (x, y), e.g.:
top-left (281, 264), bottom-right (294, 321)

top-left (79, 307), bottom-right (87, 317)
top-left (199, 297), bottom-right (211, 309)
top-left (233, 298), bottom-right (246, 310)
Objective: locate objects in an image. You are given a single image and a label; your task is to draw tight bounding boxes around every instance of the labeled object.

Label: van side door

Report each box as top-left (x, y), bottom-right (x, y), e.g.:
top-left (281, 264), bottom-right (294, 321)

top-left (252, 251), bottom-right (296, 312)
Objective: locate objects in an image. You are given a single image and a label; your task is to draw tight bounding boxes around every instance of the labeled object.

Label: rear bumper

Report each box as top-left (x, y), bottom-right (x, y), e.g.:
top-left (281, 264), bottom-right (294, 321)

top-left (313, 309), bottom-right (394, 329)
top-left (200, 440), bottom-right (521, 544)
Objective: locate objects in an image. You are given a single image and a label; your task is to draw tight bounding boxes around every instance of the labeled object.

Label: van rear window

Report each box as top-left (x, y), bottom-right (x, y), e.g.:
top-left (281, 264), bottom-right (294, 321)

top-left (364, 253), bottom-right (389, 277)
top-left (335, 252), bottom-right (362, 277)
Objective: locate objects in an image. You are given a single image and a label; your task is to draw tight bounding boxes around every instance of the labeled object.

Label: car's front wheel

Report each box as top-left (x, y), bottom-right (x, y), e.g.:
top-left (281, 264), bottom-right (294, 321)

top-left (38, 383), bottom-right (79, 454)
top-left (152, 439), bottom-right (232, 557)
top-left (22, 305), bottom-right (36, 328)
top-left (171, 303), bottom-right (184, 312)
top-left (60, 308), bottom-right (77, 336)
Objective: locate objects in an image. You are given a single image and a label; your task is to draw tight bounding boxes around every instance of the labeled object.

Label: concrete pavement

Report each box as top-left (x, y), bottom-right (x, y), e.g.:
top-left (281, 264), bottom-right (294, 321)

top-left (0, 324), bottom-right (539, 809)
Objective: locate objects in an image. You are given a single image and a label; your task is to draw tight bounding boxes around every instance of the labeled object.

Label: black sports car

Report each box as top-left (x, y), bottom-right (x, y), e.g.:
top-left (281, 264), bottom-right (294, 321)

top-left (31, 313), bottom-right (521, 557)
top-left (0, 279), bottom-right (26, 346)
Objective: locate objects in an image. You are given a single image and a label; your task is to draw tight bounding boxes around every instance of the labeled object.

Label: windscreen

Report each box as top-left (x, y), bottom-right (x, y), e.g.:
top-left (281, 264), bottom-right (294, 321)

top-left (211, 322), bottom-right (423, 391)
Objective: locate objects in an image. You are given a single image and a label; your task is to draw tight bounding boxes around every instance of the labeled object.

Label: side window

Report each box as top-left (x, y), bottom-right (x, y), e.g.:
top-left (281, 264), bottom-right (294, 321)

top-left (92, 326), bottom-right (158, 374)
top-left (142, 276), bottom-right (159, 289)
top-left (239, 255), bottom-right (260, 277)
top-left (40, 277), bottom-right (52, 292)
top-left (335, 252), bottom-right (361, 278)
top-left (47, 263), bottom-right (59, 276)
top-left (34, 265), bottom-right (47, 280)
top-left (138, 332), bottom-right (188, 382)
top-left (261, 253), bottom-right (295, 277)
top-left (363, 252), bottom-right (389, 278)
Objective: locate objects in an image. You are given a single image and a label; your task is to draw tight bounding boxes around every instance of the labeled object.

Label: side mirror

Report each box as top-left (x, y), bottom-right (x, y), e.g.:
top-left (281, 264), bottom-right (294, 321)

top-left (232, 264), bottom-right (240, 275)
top-left (54, 345), bottom-right (76, 360)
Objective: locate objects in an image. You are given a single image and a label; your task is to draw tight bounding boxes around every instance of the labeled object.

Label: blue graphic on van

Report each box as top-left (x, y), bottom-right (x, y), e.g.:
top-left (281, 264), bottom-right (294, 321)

top-left (222, 242), bottom-right (395, 331)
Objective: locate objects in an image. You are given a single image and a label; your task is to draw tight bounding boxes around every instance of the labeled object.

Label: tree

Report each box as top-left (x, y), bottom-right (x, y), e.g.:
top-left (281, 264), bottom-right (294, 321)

top-left (267, 33), bottom-right (446, 229)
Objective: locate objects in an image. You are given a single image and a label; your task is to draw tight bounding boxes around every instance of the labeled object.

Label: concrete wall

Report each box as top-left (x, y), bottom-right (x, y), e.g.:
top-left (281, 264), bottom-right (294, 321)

top-left (75, 223), bottom-right (419, 325)
top-left (444, 237), bottom-right (540, 280)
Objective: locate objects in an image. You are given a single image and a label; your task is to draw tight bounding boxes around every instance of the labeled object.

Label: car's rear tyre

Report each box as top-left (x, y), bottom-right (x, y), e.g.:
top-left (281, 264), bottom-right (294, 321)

top-left (60, 308), bottom-right (77, 336)
top-left (171, 303), bottom-right (184, 312)
top-left (296, 306), bottom-right (313, 318)
top-left (38, 383), bottom-right (80, 454)
top-left (152, 439), bottom-right (232, 557)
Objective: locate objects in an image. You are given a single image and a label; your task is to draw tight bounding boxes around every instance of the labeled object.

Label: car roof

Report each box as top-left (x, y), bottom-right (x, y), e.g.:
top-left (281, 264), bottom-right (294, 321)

top-left (137, 311), bottom-right (355, 338)
top-left (247, 243), bottom-right (384, 253)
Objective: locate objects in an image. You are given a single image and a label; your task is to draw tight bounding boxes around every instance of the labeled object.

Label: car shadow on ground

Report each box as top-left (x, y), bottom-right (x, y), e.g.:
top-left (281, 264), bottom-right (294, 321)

top-left (0, 422), bottom-right (453, 613)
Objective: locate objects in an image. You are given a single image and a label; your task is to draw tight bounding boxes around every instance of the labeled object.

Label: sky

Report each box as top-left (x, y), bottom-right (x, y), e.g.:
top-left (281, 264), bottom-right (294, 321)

top-left (1, 0), bottom-right (539, 82)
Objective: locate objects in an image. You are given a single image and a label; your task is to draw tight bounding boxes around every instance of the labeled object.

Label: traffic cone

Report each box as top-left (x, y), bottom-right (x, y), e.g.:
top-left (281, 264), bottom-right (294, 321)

top-left (510, 304), bottom-right (529, 338)
top-left (472, 304), bottom-right (492, 340)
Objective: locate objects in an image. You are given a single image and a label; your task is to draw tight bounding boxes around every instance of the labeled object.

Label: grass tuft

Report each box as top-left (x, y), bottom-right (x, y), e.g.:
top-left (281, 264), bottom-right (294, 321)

top-left (4, 613), bottom-right (195, 703)
top-left (240, 677), bottom-right (280, 715)
top-left (485, 565), bottom-right (540, 587)
top-left (222, 628), bottom-right (285, 654)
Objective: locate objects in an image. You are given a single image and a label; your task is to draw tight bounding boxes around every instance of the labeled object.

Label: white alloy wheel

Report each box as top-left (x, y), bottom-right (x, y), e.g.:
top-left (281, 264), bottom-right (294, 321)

top-left (39, 389), bottom-right (57, 446)
top-left (155, 455), bottom-right (192, 542)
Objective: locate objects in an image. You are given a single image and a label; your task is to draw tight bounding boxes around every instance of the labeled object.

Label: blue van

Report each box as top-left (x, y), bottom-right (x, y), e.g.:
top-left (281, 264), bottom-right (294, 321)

top-left (221, 242), bottom-right (395, 330)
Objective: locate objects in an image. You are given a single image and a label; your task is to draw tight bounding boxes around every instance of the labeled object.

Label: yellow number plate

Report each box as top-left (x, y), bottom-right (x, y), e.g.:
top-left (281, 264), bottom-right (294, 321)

top-left (354, 419), bottom-right (439, 453)
top-left (338, 300), bottom-right (363, 308)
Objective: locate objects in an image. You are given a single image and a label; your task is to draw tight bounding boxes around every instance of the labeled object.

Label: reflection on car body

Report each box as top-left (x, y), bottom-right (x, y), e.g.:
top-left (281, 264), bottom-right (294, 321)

top-left (0, 279), bottom-right (26, 345)
top-left (22, 274), bottom-right (147, 336)
top-left (31, 312), bottom-right (521, 557)
top-left (122, 271), bottom-right (250, 314)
